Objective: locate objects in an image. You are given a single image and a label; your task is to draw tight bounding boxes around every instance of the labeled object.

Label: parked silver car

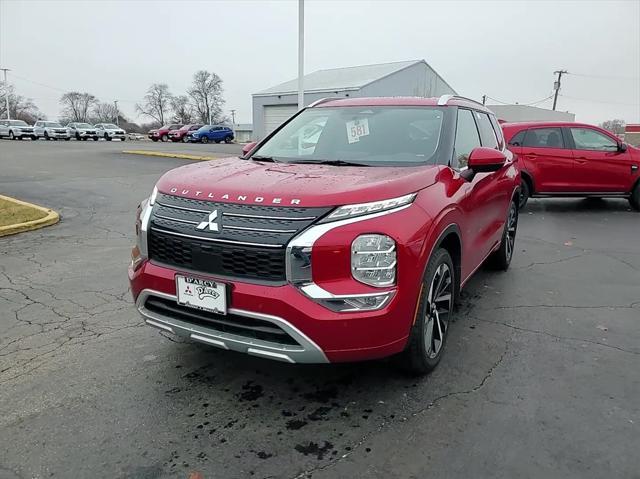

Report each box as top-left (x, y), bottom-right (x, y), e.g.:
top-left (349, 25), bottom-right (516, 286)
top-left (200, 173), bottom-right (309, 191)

top-left (0, 119), bottom-right (37, 140)
top-left (33, 120), bottom-right (71, 140)
top-left (94, 123), bottom-right (126, 141)
top-left (67, 122), bottom-right (98, 141)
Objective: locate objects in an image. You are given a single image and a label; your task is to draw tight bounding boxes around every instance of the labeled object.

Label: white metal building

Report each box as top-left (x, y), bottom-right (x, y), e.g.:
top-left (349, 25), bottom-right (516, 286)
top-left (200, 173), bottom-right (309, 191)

top-left (487, 104), bottom-right (575, 123)
top-left (233, 123), bottom-right (253, 143)
top-left (252, 59), bottom-right (456, 139)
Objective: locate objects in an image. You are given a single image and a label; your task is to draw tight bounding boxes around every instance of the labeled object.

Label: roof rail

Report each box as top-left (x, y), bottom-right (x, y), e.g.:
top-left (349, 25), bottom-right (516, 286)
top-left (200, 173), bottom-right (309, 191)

top-left (308, 97), bottom-right (338, 108)
top-left (437, 94), bottom-right (486, 107)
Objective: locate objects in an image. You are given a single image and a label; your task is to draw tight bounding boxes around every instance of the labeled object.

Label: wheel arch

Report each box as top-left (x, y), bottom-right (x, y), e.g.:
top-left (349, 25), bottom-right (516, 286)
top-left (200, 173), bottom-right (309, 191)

top-left (520, 170), bottom-right (535, 195)
top-left (426, 224), bottom-right (463, 305)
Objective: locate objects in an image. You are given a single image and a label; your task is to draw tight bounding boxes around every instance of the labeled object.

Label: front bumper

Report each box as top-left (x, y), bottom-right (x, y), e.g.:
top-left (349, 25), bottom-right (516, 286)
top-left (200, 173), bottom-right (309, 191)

top-left (129, 260), bottom-right (413, 363)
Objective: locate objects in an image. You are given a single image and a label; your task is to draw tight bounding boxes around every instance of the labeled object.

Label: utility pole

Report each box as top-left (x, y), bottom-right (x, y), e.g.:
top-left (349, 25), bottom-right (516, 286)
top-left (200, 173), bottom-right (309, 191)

top-left (482, 95), bottom-right (486, 105)
top-left (230, 109), bottom-right (236, 139)
top-left (297, 0), bottom-right (304, 110)
top-left (552, 70), bottom-right (568, 111)
top-left (114, 100), bottom-right (119, 125)
top-left (1, 68), bottom-right (11, 120)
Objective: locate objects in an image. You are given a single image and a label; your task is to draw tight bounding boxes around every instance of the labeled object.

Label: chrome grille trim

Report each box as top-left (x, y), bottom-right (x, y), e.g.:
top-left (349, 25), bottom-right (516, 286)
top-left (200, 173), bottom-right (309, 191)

top-left (222, 212), bottom-right (317, 221)
top-left (150, 226), bottom-right (283, 248)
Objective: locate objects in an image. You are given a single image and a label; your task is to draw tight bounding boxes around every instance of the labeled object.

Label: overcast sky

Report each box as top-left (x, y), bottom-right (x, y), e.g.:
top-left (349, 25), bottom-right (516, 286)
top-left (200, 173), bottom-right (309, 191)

top-left (1, 0), bottom-right (639, 125)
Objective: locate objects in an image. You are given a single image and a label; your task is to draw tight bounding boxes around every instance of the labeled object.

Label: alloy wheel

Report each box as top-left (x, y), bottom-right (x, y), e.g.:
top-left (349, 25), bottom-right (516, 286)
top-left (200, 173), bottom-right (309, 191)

top-left (424, 263), bottom-right (453, 359)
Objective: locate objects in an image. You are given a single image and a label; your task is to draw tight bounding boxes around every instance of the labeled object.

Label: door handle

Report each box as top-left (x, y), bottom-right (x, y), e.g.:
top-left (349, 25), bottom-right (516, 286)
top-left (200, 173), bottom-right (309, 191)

top-left (632, 165), bottom-right (639, 172)
top-left (575, 156), bottom-right (588, 164)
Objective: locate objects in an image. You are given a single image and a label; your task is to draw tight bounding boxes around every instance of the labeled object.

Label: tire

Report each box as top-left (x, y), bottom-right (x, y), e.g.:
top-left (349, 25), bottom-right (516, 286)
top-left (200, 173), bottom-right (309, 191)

top-left (518, 178), bottom-right (530, 209)
top-left (44, 132), bottom-right (50, 141)
top-left (17, 136), bottom-right (23, 140)
top-left (105, 133), bottom-right (111, 141)
top-left (214, 139), bottom-right (221, 144)
top-left (64, 137), bottom-right (70, 141)
top-left (201, 136), bottom-right (209, 144)
top-left (121, 137), bottom-right (125, 141)
top-left (401, 248), bottom-right (455, 375)
top-left (76, 133), bottom-right (81, 141)
top-left (161, 134), bottom-right (168, 142)
top-left (630, 182), bottom-right (640, 211)
top-left (152, 138), bottom-right (158, 142)
top-left (488, 201), bottom-right (519, 271)
top-left (93, 136), bottom-right (98, 141)
top-left (182, 136), bottom-right (189, 143)
top-left (224, 136), bottom-right (233, 144)
top-left (9, 131), bottom-right (15, 140)
top-left (32, 135), bottom-right (37, 141)
top-left (81, 137), bottom-right (87, 141)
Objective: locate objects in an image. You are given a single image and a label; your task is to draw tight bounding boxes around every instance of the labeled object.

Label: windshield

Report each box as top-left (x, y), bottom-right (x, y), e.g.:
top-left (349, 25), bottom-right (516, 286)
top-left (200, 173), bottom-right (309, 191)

top-left (251, 106), bottom-right (445, 166)
top-left (77, 123), bottom-right (93, 128)
top-left (46, 122), bottom-right (63, 128)
top-left (9, 120), bottom-right (28, 126)
top-left (103, 124), bottom-right (118, 129)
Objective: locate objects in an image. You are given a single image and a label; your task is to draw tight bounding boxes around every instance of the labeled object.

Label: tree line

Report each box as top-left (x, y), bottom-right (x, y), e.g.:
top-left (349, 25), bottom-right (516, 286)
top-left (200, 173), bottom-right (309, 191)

top-left (135, 70), bottom-right (227, 126)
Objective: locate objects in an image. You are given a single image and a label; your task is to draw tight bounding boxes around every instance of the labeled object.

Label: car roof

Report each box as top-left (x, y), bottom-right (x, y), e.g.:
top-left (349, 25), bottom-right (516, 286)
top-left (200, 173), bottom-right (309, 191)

top-left (502, 121), bottom-right (595, 131)
top-left (314, 96), bottom-right (494, 114)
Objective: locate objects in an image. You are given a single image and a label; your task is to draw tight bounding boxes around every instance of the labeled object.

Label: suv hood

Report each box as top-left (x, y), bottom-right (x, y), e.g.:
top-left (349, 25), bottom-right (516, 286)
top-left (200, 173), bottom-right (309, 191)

top-left (156, 157), bottom-right (441, 207)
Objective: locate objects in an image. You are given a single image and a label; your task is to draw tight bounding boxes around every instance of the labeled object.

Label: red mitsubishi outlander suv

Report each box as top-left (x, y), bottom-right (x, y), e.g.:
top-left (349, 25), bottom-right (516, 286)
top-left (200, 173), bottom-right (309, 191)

top-left (129, 96), bottom-right (521, 374)
top-left (502, 121), bottom-right (640, 210)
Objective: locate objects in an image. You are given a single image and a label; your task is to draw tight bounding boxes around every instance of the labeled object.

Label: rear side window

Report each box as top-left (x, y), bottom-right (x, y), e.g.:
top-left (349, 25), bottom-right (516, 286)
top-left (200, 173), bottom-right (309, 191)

top-left (453, 109), bottom-right (481, 169)
top-left (474, 111), bottom-right (499, 149)
top-left (523, 128), bottom-right (564, 148)
top-left (509, 130), bottom-right (526, 146)
top-left (569, 128), bottom-right (617, 151)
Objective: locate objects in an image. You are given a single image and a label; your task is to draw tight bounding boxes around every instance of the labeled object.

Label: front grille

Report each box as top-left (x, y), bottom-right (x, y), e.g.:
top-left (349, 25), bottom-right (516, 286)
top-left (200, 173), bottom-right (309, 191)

top-left (144, 296), bottom-right (300, 346)
top-left (148, 193), bottom-right (331, 283)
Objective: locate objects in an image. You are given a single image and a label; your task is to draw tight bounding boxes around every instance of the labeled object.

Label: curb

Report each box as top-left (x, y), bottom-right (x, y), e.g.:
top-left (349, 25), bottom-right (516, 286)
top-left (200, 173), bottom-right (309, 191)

top-left (0, 195), bottom-right (60, 238)
top-left (123, 150), bottom-right (219, 161)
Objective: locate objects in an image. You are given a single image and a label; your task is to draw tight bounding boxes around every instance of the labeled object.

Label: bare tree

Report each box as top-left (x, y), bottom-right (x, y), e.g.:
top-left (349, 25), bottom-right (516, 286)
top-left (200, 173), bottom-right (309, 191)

top-left (187, 70), bottom-right (226, 124)
top-left (91, 102), bottom-right (119, 123)
top-left (136, 83), bottom-right (172, 125)
top-left (171, 95), bottom-right (194, 124)
top-left (59, 92), bottom-right (98, 122)
top-left (0, 84), bottom-right (45, 123)
top-left (599, 119), bottom-right (626, 135)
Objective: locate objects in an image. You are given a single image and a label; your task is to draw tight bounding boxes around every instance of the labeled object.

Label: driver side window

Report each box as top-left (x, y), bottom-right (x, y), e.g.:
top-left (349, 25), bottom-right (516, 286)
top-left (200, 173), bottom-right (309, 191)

top-left (453, 109), bottom-right (481, 169)
top-left (570, 128), bottom-right (617, 151)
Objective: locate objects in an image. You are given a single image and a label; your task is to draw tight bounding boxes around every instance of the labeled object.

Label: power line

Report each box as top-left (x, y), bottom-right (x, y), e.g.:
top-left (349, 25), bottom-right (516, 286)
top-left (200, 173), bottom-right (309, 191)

top-left (559, 94), bottom-right (639, 107)
top-left (485, 93), bottom-right (554, 107)
top-left (566, 72), bottom-right (640, 82)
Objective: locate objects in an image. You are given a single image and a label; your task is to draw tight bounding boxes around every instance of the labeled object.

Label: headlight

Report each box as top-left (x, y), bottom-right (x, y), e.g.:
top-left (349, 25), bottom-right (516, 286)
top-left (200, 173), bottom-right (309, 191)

top-left (351, 234), bottom-right (396, 287)
top-left (321, 193), bottom-right (416, 223)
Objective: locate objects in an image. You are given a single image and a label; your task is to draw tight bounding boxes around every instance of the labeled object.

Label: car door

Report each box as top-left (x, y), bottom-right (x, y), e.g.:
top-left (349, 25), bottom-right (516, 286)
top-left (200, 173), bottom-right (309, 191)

top-left (567, 126), bottom-right (634, 193)
top-left (453, 109), bottom-right (499, 273)
top-left (0, 121), bottom-right (8, 137)
top-left (520, 127), bottom-right (574, 192)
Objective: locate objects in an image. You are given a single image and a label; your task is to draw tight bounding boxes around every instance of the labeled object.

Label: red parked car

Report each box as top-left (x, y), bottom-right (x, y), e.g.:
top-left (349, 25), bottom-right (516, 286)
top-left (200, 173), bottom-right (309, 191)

top-left (502, 122), bottom-right (640, 210)
top-left (129, 95), bottom-right (521, 374)
top-left (148, 124), bottom-right (183, 142)
top-left (168, 124), bottom-right (204, 143)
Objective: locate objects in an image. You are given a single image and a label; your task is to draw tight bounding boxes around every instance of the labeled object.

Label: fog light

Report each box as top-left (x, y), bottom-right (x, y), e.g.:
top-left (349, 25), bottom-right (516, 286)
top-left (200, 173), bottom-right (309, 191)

top-left (351, 234), bottom-right (396, 287)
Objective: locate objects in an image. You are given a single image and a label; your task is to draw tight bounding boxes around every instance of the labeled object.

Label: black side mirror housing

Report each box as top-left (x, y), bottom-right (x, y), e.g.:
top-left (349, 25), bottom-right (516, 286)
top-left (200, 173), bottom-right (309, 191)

top-left (618, 142), bottom-right (627, 152)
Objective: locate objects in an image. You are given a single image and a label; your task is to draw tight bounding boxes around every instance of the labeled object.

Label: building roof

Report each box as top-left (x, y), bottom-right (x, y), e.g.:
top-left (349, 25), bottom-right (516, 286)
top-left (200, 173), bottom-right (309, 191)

top-left (254, 60), bottom-right (428, 96)
top-left (234, 123), bottom-right (253, 131)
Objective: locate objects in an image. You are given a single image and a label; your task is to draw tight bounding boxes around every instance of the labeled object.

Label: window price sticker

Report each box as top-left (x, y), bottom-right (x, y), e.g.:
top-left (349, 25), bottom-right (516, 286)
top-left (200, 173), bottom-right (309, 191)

top-left (346, 118), bottom-right (370, 144)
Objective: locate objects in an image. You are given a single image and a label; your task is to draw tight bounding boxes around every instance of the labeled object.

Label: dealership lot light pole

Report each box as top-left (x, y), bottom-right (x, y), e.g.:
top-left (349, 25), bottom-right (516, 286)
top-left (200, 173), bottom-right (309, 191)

top-left (297, 0), bottom-right (304, 110)
top-left (1, 68), bottom-right (10, 119)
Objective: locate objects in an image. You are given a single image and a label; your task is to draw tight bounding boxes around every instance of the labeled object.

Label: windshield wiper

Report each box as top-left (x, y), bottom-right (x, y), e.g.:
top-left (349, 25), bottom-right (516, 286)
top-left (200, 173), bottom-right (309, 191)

top-left (249, 155), bottom-right (279, 163)
top-left (289, 159), bottom-right (371, 167)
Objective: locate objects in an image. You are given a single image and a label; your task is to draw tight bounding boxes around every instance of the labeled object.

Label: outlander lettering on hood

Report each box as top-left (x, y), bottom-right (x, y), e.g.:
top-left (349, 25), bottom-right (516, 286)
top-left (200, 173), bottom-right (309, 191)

top-left (129, 95), bottom-right (522, 375)
top-left (168, 187), bottom-right (301, 205)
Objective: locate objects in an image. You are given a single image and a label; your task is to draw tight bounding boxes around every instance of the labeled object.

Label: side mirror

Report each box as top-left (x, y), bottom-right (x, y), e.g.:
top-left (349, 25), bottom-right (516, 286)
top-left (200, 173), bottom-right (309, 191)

top-left (467, 147), bottom-right (507, 173)
top-left (242, 141), bottom-right (258, 157)
top-left (618, 142), bottom-right (627, 153)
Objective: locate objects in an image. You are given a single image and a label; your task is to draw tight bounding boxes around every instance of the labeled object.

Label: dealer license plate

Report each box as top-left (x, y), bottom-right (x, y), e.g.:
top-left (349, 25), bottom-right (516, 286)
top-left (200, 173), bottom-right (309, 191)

top-left (176, 275), bottom-right (227, 315)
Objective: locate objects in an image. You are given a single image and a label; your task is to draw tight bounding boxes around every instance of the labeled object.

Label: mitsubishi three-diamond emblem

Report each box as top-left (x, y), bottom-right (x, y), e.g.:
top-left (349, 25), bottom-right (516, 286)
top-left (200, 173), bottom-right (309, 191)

top-left (196, 210), bottom-right (220, 231)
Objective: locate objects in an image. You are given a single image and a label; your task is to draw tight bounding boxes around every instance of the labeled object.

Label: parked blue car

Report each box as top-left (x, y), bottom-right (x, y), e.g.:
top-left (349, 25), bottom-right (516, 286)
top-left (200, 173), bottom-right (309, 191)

top-left (189, 125), bottom-right (234, 144)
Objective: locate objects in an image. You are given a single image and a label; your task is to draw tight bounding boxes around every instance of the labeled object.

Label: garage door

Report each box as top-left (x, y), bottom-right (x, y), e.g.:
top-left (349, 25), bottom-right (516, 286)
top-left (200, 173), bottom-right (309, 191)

top-left (263, 105), bottom-right (298, 136)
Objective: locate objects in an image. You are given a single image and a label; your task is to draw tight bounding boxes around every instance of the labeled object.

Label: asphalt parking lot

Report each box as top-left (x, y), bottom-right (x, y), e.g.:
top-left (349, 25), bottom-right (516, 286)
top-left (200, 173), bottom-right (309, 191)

top-left (1, 139), bottom-right (639, 479)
